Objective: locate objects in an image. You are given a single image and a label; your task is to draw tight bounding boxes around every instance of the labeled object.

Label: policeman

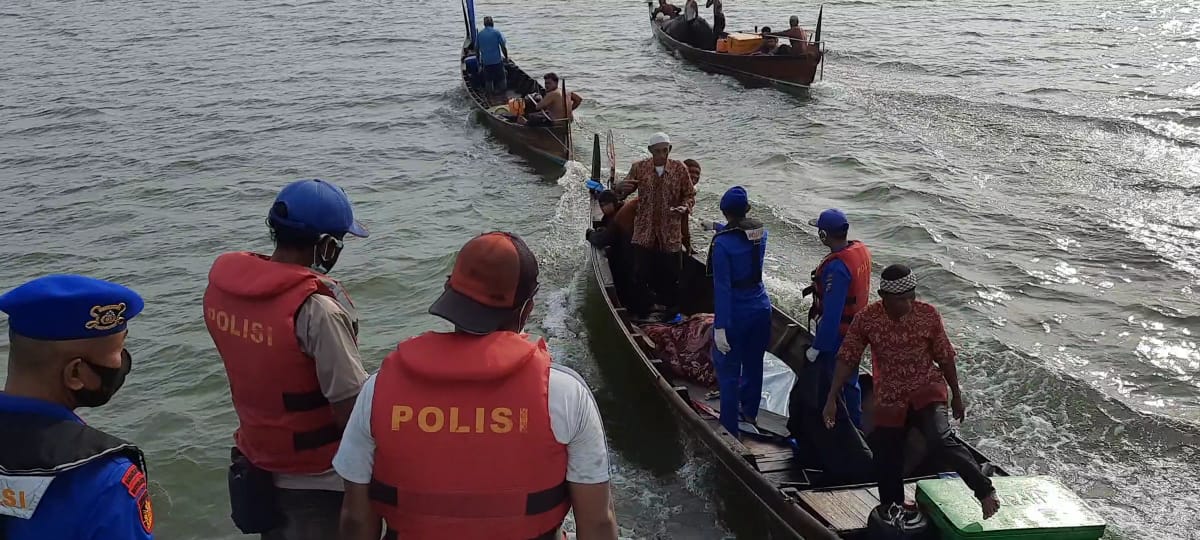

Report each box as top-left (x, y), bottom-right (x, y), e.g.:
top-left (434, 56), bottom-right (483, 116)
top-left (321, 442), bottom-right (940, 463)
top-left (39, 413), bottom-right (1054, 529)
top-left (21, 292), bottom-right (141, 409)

top-left (0, 274), bottom-right (153, 539)
top-left (334, 232), bottom-right (618, 540)
top-left (705, 186), bottom-right (771, 439)
top-left (203, 179), bottom-right (369, 539)
top-left (806, 208), bottom-right (873, 428)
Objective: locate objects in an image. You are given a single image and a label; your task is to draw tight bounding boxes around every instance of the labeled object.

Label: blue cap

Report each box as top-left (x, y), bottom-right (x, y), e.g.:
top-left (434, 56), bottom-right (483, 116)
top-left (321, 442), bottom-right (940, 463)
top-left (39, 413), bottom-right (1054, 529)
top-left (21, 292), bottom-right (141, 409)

top-left (809, 208), bottom-right (849, 232)
top-left (720, 186), bottom-right (750, 214)
top-left (269, 179), bottom-right (369, 238)
top-left (0, 275), bottom-right (144, 341)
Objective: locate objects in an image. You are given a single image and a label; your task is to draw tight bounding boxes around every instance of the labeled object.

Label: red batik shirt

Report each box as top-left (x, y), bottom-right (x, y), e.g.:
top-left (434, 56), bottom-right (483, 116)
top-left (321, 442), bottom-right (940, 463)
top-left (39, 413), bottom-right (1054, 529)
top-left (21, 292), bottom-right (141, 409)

top-left (836, 300), bottom-right (955, 428)
top-left (619, 158), bottom-right (695, 252)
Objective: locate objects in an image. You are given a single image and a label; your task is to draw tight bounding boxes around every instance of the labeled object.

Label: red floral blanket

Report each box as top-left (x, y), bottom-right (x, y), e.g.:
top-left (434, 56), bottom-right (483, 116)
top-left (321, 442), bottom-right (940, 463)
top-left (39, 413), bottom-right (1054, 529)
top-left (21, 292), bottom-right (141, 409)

top-left (639, 313), bottom-right (717, 388)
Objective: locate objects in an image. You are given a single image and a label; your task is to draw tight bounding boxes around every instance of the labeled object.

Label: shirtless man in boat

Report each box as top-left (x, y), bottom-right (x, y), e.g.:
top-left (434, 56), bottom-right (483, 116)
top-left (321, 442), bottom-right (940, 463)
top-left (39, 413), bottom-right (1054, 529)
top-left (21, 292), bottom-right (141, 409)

top-left (533, 72), bottom-right (583, 121)
top-left (779, 16), bottom-right (809, 55)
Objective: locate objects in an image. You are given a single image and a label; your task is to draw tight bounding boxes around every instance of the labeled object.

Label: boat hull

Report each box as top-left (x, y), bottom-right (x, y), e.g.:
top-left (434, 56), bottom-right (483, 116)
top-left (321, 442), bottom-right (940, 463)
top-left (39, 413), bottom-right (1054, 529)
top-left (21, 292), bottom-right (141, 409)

top-left (586, 242), bottom-right (1006, 538)
top-left (649, 18), bottom-right (821, 89)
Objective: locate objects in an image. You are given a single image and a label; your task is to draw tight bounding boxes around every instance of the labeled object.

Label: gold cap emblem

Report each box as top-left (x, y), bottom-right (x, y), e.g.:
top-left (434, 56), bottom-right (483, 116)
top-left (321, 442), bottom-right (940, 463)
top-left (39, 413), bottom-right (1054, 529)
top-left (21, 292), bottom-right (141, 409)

top-left (85, 303), bottom-right (127, 331)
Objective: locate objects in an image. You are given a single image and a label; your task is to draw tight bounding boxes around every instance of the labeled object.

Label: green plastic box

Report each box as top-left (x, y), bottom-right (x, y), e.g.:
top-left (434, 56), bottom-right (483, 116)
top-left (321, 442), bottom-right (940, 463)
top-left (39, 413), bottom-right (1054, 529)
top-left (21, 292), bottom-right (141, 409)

top-left (916, 476), bottom-right (1106, 540)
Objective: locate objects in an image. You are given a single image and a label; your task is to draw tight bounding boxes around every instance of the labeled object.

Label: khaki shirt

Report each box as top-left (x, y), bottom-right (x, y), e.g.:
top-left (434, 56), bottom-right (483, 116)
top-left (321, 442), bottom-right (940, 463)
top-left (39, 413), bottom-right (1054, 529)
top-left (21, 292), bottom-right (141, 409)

top-left (275, 293), bottom-right (368, 491)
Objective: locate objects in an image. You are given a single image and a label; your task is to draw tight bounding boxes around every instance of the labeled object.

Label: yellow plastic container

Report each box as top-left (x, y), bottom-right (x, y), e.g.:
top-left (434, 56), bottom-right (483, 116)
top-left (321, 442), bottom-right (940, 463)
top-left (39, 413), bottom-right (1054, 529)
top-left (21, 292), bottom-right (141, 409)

top-left (725, 32), bottom-right (763, 54)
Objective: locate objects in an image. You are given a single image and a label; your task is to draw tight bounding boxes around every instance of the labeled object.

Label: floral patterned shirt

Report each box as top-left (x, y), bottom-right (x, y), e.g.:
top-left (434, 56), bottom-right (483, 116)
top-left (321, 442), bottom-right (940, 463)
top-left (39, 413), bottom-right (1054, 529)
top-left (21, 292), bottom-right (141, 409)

top-left (836, 300), bottom-right (955, 427)
top-left (617, 158), bottom-right (695, 252)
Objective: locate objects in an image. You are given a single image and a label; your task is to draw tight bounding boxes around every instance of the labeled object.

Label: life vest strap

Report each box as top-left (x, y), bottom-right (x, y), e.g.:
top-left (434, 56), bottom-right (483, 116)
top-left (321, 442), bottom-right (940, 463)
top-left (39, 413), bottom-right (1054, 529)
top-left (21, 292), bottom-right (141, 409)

top-left (291, 423), bottom-right (341, 451)
top-left (706, 225), bottom-right (764, 288)
top-left (281, 390), bottom-right (330, 412)
top-left (369, 478), bottom-right (569, 518)
top-left (526, 480), bottom-right (568, 515)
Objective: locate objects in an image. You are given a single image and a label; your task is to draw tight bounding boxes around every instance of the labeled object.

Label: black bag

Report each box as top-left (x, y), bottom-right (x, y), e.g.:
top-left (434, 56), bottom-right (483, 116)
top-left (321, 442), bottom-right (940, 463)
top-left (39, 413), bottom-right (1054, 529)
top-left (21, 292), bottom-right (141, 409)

top-left (228, 447), bottom-right (281, 534)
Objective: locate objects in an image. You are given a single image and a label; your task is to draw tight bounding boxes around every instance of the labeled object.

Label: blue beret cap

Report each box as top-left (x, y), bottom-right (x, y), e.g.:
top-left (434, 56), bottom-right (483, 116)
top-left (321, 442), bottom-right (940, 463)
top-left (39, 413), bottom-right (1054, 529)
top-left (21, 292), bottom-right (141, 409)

top-left (0, 275), bottom-right (144, 341)
top-left (808, 208), bottom-right (850, 232)
top-left (720, 186), bottom-right (750, 214)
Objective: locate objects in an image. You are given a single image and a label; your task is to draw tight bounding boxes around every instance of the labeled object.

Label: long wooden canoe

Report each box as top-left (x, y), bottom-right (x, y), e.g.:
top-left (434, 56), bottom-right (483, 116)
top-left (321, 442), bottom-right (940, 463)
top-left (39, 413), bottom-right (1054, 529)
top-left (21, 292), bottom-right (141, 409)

top-left (584, 150), bottom-right (1006, 536)
top-left (646, 2), bottom-right (824, 89)
top-left (459, 1), bottom-right (572, 164)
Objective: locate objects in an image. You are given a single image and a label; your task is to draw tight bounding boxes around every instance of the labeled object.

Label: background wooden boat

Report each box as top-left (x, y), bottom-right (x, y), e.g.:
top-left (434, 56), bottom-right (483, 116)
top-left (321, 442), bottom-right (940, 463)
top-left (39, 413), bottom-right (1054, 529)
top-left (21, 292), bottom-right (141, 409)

top-left (646, 2), bottom-right (824, 89)
top-left (458, 0), bottom-right (572, 164)
top-left (459, 50), bottom-right (574, 165)
top-left (585, 178), bottom-right (1006, 538)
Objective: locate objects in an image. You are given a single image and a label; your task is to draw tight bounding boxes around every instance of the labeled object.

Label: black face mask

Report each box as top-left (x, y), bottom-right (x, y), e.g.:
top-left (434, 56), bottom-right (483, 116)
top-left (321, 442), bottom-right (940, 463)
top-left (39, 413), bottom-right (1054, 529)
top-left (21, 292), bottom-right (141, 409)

top-left (73, 349), bottom-right (132, 408)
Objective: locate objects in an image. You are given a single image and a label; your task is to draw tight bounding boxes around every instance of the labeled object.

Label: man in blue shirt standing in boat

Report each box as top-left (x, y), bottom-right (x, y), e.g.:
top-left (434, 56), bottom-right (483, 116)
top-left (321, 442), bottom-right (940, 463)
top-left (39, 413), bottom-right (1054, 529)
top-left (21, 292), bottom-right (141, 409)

top-left (476, 16), bottom-right (509, 96)
top-left (706, 186), bottom-right (771, 439)
top-left (806, 208), bottom-right (872, 428)
top-left (0, 275), bottom-right (154, 540)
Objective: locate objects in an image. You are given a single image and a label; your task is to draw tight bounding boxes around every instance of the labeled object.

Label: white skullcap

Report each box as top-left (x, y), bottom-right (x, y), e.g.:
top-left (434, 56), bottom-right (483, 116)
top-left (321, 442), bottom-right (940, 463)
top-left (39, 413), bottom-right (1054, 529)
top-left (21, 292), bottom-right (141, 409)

top-left (648, 132), bottom-right (671, 147)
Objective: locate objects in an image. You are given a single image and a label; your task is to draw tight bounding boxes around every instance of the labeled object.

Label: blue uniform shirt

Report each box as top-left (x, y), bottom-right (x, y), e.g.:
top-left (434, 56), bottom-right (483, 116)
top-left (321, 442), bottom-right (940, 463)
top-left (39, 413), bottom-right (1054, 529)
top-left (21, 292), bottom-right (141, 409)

top-left (476, 27), bottom-right (507, 66)
top-left (0, 394), bottom-right (153, 540)
top-left (812, 257), bottom-right (851, 354)
top-left (711, 224), bottom-right (771, 330)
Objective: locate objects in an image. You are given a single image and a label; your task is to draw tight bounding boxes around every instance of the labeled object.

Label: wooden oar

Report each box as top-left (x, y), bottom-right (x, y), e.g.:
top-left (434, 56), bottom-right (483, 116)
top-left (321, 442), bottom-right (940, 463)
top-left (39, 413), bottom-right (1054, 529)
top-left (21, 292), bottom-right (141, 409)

top-left (561, 78), bottom-right (572, 157)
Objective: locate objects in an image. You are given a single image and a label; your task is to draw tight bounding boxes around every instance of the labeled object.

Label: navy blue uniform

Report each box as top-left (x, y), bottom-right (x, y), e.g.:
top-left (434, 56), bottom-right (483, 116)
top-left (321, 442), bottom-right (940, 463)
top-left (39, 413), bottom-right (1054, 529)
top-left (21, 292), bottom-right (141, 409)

top-left (709, 219), bottom-right (771, 437)
top-left (0, 274), bottom-right (152, 539)
top-left (0, 395), bottom-right (153, 540)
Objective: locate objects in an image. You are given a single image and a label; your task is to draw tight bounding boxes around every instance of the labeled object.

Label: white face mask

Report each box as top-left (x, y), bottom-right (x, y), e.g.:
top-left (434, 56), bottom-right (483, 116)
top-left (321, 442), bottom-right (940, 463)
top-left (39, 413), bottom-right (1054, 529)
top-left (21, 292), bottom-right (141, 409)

top-left (655, 165), bottom-right (665, 176)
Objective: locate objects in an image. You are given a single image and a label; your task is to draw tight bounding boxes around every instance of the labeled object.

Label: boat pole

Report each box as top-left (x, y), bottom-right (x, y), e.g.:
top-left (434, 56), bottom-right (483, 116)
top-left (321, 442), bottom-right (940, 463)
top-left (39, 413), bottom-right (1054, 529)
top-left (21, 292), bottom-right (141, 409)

top-left (460, 0), bottom-right (470, 45)
top-left (562, 78), bottom-right (572, 157)
top-left (814, 4), bottom-right (824, 81)
top-left (591, 133), bottom-right (601, 184)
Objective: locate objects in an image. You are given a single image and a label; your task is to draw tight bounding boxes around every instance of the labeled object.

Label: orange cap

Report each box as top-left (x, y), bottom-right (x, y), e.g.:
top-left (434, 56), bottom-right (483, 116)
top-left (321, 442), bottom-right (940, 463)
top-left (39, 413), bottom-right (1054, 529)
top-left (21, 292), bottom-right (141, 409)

top-left (429, 232), bottom-right (539, 334)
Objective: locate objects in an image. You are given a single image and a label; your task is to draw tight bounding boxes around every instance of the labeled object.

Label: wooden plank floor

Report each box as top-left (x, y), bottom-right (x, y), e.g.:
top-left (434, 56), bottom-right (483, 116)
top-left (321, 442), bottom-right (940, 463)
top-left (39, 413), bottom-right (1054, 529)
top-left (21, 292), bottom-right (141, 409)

top-left (798, 482), bottom-right (919, 533)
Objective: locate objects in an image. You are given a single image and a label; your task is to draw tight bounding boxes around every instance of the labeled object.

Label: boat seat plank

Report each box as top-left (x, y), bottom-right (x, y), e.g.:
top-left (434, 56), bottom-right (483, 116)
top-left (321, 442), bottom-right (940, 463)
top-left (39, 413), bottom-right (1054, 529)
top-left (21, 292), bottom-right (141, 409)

top-left (753, 410), bottom-right (789, 438)
top-left (798, 482), bottom-right (921, 533)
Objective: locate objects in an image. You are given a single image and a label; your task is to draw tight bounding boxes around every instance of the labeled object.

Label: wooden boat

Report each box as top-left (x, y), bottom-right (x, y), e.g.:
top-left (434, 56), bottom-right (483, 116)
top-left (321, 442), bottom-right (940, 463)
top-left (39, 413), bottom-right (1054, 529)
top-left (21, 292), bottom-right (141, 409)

top-left (459, 0), bottom-right (573, 164)
top-left (584, 141), bottom-right (1009, 539)
top-left (645, 1), bottom-right (824, 89)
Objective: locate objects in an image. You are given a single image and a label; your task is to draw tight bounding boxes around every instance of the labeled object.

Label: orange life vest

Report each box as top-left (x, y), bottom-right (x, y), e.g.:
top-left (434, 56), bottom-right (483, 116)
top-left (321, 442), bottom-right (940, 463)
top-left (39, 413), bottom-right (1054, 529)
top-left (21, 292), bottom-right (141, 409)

top-left (507, 97), bottom-right (526, 117)
top-left (203, 252), bottom-right (352, 474)
top-left (812, 241), bottom-right (873, 336)
top-left (368, 332), bottom-right (569, 540)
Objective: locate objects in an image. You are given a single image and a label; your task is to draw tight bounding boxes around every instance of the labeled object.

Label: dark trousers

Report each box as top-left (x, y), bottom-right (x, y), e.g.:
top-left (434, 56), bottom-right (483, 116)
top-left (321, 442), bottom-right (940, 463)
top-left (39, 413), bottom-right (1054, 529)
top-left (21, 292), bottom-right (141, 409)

top-left (711, 308), bottom-right (771, 437)
top-left (482, 62), bottom-right (507, 95)
top-left (867, 404), bottom-right (994, 507)
top-left (261, 488), bottom-right (343, 540)
top-left (633, 245), bottom-right (682, 313)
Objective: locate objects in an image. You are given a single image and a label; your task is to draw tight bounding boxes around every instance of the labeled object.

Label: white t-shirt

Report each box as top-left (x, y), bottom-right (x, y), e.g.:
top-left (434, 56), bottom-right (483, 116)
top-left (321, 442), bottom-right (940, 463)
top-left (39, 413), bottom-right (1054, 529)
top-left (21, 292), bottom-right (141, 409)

top-left (333, 363), bottom-right (612, 486)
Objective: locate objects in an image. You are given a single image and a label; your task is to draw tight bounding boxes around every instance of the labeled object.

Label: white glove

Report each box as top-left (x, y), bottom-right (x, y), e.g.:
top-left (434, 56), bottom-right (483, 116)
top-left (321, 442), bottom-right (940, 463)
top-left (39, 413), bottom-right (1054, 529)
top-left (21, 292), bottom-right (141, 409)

top-left (714, 328), bottom-right (731, 354)
top-left (806, 347), bottom-right (820, 363)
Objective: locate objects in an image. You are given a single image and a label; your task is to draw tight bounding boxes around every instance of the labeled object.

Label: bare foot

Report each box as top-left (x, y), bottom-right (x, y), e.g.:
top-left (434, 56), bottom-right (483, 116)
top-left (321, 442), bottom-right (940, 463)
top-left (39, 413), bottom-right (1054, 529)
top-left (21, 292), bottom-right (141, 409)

top-left (980, 493), bottom-right (1001, 520)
